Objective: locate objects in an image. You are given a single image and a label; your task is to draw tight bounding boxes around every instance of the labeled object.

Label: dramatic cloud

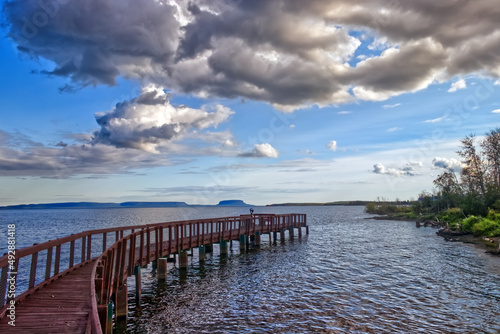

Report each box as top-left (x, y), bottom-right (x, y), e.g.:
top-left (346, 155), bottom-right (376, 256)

top-left (327, 140), bottom-right (337, 151)
top-left (448, 79), bottom-right (467, 93)
top-left (0, 130), bottom-right (176, 178)
top-left (92, 84), bottom-right (234, 152)
top-left (4, 0), bottom-right (500, 108)
top-left (432, 157), bottom-right (463, 172)
top-left (239, 143), bottom-right (279, 158)
top-left (372, 162), bottom-right (420, 177)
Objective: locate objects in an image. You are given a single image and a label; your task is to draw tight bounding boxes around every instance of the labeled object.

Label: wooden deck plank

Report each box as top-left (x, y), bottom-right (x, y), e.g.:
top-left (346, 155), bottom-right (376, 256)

top-left (0, 261), bottom-right (95, 333)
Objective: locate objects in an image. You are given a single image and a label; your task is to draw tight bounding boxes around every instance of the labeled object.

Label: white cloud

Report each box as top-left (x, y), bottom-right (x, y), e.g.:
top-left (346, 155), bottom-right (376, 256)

top-left (372, 163), bottom-right (420, 177)
top-left (492, 109), bottom-right (500, 114)
top-left (448, 79), bottom-right (467, 93)
top-left (432, 157), bottom-right (463, 172)
top-left (424, 116), bottom-right (447, 123)
top-left (337, 111), bottom-right (351, 115)
top-left (239, 143), bottom-right (279, 158)
top-left (327, 141), bottom-right (338, 151)
top-left (92, 84), bottom-right (234, 153)
top-left (382, 103), bottom-right (402, 109)
top-left (495, 80), bottom-right (500, 86)
top-left (387, 127), bottom-right (403, 132)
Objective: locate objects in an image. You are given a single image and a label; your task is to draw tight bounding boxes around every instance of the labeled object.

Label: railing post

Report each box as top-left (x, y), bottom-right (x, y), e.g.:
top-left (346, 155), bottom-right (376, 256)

top-left (139, 230), bottom-right (144, 267)
top-left (102, 232), bottom-right (107, 253)
top-left (54, 245), bottom-right (61, 275)
top-left (70, 240), bottom-right (75, 268)
top-left (29, 252), bottom-right (38, 289)
top-left (0, 266), bottom-right (8, 308)
top-left (87, 235), bottom-right (92, 260)
top-left (45, 247), bottom-right (53, 280)
top-left (146, 228), bottom-right (151, 264)
top-left (81, 237), bottom-right (86, 263)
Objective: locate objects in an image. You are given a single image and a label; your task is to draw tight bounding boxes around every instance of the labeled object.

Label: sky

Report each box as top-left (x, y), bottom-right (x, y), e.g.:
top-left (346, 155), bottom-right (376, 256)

top-left (1, 0), bottom-right (500, 206)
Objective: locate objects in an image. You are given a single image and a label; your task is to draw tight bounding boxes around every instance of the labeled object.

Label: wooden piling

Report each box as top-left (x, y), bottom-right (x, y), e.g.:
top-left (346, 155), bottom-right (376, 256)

top-left (220, 240), bottom-right (228, 255)
top-left (280, 228), bottom-right (285, 242)
top-left (254, 231), bottom-right (261, 247)
top-left (179, 250), bottom-right (189, 269)
top-left (289, 226), bottom-right (294, 239)
top-left (239, 234), bottom-right (246, 252)
top-left (205, 244), bottom-right (214, 253)
top-left (273, 231), bottom-right (277, 243)
top-left (199, 245), bottom-right (206, 262)
top-left (157, 258), bottom-right (167, 281)
top-left (134, 265), bottom-right (141, 304)
top-left (115, 284), bottom-right (128, 319)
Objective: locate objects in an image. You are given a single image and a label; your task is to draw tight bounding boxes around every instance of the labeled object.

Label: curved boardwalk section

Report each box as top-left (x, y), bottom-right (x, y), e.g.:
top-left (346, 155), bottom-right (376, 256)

top-left (0, 214), bottom-right (307, 333)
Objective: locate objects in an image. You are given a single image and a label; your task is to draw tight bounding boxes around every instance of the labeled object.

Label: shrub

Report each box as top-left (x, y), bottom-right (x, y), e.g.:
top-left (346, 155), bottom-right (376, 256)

top-left (439, 208), bottom-right (464, 226)
top-left (471, 218), bottom-right (500, 237)
top-left (461, 215), bottom-right (480, 232)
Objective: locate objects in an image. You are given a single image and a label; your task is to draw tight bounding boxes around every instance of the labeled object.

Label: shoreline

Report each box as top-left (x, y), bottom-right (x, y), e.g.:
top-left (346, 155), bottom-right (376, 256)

top-left (367, 214), bottom-right (500, 256)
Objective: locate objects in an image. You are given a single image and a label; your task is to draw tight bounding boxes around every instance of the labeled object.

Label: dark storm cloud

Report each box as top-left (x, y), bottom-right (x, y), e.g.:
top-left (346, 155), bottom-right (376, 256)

top-left (4, 0), bottom-right (500, 107)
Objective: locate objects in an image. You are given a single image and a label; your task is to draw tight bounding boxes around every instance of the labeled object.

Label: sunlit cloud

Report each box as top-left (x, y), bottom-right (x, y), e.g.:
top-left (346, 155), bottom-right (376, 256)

top-left (448, 79), bottom-right (467, 93)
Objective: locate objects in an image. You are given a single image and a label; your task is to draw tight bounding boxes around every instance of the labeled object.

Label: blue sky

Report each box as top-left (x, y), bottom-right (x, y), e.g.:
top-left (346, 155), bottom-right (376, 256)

top-left (1, 0), bottom-right (500, 206)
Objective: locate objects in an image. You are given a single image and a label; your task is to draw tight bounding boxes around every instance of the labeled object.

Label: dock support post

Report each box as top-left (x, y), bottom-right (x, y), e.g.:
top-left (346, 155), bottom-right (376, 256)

top-left (273, 231), bottom-right (277, 243)
top-left (220, 240), bottom-right (228, 255)
top-left (230, 239), bottom-right (233, 249)
top-left (254, 231), bottom-right (261, 247)
top-left (157, 258), bottom-right (167, 281)
top-left (115, 284), bottom-right (128, 319)
top-left (134, 265), bottom-right (142, 304)
top-left (289, 226), bottom-right (294, 239)
top-left (199, 245), bottom-right (206, 262)
top-left (98, 303), bottom-right (113, 334)
top-left (298, 226), bottom-right (302, 237)
top-left (239, 234), bottom-right (246, 252)
top-left (152, 260), bottom-right (157, 271)
top-left (306, 225), bottom-right (309, 235)
top-left (280, 228), bottom-right (285, 242)
top-left (205, 244), bottom-right (213, 253)
top-left (179, 250), bottom-right (189, 269)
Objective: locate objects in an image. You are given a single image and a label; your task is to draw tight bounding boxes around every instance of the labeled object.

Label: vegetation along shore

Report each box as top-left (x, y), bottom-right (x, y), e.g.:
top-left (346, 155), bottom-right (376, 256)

top-left (367, 128), bottom-right (500, 256)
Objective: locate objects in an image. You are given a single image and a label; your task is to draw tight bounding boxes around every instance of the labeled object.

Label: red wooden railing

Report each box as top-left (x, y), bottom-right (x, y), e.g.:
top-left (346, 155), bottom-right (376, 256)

top-left (0, 213), bottom-right (307, 333)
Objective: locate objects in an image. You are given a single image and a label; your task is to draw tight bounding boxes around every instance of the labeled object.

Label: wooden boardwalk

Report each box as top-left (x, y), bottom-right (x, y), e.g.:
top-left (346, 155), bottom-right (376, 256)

top-left (0, 261), bottom-right (95, 333)
top-left (0, 214), bottom-right (307, 333)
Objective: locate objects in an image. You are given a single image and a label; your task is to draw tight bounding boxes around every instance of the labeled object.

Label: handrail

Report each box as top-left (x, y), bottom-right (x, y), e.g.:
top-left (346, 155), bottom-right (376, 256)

top-left (0, 213), bottom-right (307, 333)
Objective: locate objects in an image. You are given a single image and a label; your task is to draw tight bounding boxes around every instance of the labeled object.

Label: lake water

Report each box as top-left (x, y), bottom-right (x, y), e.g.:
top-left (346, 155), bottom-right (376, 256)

top-left (2, 206), bottom-right (500, 333)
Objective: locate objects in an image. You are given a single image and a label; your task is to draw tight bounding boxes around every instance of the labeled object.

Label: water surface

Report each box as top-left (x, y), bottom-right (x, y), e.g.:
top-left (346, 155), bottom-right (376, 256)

top-left (2, 206), bottom-right (500, 333)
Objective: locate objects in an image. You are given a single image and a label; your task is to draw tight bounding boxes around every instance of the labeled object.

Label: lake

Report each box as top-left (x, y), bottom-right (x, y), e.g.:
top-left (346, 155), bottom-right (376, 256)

top-left (2, 206), bottom-right (500, 333)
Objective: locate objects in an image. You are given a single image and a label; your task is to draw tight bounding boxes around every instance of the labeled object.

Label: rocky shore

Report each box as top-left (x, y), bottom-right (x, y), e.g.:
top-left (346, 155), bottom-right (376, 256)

top-left (368, 215), bottom-right (500, 256)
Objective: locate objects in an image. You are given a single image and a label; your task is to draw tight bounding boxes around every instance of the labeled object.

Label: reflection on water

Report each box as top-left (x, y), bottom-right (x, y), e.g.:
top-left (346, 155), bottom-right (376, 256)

top-left (2, 206), bottom-right (500, 333)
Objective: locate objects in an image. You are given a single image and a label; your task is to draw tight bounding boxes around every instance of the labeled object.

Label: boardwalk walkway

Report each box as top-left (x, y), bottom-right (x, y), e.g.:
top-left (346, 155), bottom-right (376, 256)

top-left (0, 214), bottom-right (307, 333)
top-left (0, 261), bottom-right (95, 333)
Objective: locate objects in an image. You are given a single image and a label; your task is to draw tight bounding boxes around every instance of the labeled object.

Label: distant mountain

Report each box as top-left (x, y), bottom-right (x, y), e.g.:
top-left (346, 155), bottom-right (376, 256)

top-left (120, 202), bottom-right (189, 208)
top-left (0, 201), bottom-right (189, 210)
top-left (0, 202), bottom-right (120, 210)
top-left (216, 200), bottom-right (252, 207)
top-left (0, 200), bottom-right (251, 210)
